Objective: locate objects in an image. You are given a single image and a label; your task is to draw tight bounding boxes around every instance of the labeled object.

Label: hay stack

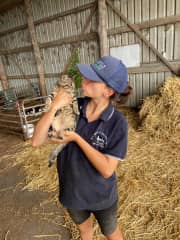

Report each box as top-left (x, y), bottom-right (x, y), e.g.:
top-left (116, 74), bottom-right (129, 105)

top-left (115, 132), bottom-right (179, 240)
top-left (139, 77), bottom-right (180, 142)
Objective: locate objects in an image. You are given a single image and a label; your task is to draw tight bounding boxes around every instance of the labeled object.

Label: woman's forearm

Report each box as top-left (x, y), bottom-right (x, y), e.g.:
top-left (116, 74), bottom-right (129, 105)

top-left (32, 107), bottom-right (56, 147)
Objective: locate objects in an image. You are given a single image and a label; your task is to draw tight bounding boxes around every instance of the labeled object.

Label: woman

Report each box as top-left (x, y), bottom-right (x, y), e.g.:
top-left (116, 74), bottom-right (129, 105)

top-left (32, 56), bottom-right (132, 240)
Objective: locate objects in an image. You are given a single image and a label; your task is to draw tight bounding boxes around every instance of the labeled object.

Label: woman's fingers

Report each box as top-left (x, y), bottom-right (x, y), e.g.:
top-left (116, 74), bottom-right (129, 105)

top-left (50, 137), bottom-right (63, 144)
top-left (51, 89), bottom-right (72, 110)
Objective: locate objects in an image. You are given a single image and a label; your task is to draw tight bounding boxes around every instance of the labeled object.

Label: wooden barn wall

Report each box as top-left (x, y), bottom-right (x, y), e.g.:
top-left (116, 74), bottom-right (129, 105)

top-left (0, 0), bottom-right (98, 97)
top-left (0, 0), bottom-right (180, 107)
top-left (107, 0), bottom-right (180, 107)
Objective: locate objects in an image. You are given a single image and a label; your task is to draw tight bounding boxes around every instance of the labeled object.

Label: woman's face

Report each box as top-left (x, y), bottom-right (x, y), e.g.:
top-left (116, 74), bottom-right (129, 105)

top-left (81, 78), bottom-right (108, 98)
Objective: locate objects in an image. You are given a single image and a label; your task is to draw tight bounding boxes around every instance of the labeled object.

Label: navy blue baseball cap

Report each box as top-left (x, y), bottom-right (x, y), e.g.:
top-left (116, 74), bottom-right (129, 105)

top-left (77, 56), bottom-right (128, 93)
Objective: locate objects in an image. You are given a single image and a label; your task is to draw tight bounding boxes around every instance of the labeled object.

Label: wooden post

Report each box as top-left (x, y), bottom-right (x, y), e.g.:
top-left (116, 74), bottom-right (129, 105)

top-left (0, 56), bottom-right (9, 90)
top-left (106, 0), bottom-right (179, 76)
top-left (24, 0), bottom-right (47, 96)
top-left (98, 0), bottom-right (108, 57)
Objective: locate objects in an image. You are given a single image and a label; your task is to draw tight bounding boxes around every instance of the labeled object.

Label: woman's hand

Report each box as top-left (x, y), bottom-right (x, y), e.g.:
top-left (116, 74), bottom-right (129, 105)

top-left (50, 88), bottom-right (72, 112)
top-left (50, 130), bottom-right (79, 144)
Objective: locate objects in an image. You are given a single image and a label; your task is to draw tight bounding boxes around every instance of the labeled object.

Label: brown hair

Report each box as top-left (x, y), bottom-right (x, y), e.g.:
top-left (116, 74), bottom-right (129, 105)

top-left (111, 85), bottom-right (133, 105)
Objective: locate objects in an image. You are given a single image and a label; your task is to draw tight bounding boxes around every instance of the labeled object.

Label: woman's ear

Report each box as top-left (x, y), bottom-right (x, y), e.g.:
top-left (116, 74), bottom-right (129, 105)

top-left (107, 87), bottom-right (115, 97)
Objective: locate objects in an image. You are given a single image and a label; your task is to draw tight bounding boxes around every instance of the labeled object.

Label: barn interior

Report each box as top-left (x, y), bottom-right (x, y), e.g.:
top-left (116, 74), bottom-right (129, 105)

top-left (0, 0), bottom-right (179, 240)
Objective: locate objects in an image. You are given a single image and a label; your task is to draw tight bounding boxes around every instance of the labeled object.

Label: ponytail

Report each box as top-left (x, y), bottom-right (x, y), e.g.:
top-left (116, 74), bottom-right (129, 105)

top-left (111, 85), bottom-right (133, 105)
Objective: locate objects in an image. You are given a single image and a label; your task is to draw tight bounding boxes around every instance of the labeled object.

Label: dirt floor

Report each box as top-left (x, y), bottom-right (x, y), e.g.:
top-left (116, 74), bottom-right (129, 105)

top-left (0, 132), bottom-right (70, 240)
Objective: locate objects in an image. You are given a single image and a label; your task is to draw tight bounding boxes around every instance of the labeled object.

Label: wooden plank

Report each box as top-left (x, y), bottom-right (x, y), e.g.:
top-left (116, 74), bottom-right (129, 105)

top-left (120, 0), bottom-right (128, 45)
top-left (109, 35), bottom-right (116, 48)
top-left (0, 2), bottom-right (96, 37)
top-left (174, 22), bottom-right (180, 59)
top-left (107, 0), bottom-right (114, 30)
top-left (1, 14), bottom-right (179, 55)
top-left (135, 73), bottom-right (143, 106)
top-left (0, 0), bottom-right (23, 14)
top-left (0, 32), bottom-right (98, 55)
top-left (142, 0), bottom-right (150, 63)
top-left (157, 72), bottom-right (165, 86)
top-left (157, 0), bottom-right (166, 61)
top-left (98, 0), bottom-right (108, 56)
top-left (0, 112), bottom-right (19, 118)
top-left (0, 119), bottom-right (21, 124)
top-left (0, 124), bottom-right (22, 130)
top-left (27, 118), bottom-right (40, 124)
top-left (6, 61), bottom-right (179, 79)
top-left (24, 0), bottom-right (46, 96)
top-left (166, 24), bottom-right (174, 60)
top-left (115, 34), bottom-right (122, 47)
top-left (176, 0), bottom-right (180, 15)
top-left (107, 14), bottom-right (180, 35)
top-left (128, 64), bottom-right (178, 73)
top-left (134, 0), bottom-right (141, 24)
top-left (128, 0), bottom-right (135, 44)
top-left (0, 128), bottom-right (24, 138)
top-left (149, 72), bottom-right (157, 95)
top-left (134, 0), bottom-right (141, 44)
top-left (142, 73), bottom-right (150, 100)
top-left (0, 56), bottom-right (9, 90)
top-left (167, 0), bottom-right (175, 16)
top-left (165, 71), bottom-right (172, 79)
top-left (106, 0), bottom-right (178, 75)
top-left (149, 0), bottom-right (157, 62)
top-left (165, 0), bottom-right (175, 59)
top-left (128, 74), bottom-right (136, 107)
top-left (114, 0), bottom-right (121, 27)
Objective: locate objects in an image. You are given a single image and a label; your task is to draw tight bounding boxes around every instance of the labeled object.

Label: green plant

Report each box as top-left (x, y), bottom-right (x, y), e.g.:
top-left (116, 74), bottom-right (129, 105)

top-left (67, 49), bottom-right (82, 89)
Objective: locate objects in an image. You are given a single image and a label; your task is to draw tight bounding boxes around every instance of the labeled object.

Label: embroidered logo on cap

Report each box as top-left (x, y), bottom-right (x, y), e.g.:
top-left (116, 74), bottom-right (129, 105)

top-left (94, 61), bottom-right (106, 71)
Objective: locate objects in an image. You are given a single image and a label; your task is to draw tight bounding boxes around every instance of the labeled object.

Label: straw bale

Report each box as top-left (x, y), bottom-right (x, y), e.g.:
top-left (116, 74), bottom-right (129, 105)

top-left (139, 77), bottom-right (180, 142)
top-left (115, 132), bottom-right (180, 240)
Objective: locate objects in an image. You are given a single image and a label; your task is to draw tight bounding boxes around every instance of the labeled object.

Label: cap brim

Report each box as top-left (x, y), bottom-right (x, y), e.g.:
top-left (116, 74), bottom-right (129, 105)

top-left (77, 64), bottom-right (103, 82)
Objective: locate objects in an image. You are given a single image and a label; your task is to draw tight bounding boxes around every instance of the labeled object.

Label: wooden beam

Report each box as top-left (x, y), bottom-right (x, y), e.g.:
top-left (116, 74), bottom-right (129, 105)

top-left (0, 0), bottom-right (23, 13)
top-left (98, 0), bottom-right (108, 57)
top-left (1, 13), bottom-right (179, 54)
top-left (0, 46), bottom-right (32, 55)
top-left (6, 61), bottom-right (180, 79)
top-left (0, 56), bottom-right (9, 89)
top-left (7, 73), bottom-right (59, 79)
top-left (0, 32), bottom-right (98, 55)
top-left (41, 33), bottom-right (97, 49)
top-left (24, 0), bottom-right (46, 96)
top-left (1, 13), bottom-right (179, 55)
top-left (0, 2), bottom-right (96, 37)
top-left (1, 11), bottom-right (179, 38)
top-left (128, 64), bottom-right (180, 74)
top-left (108, 15), bottom-right (180, 36)
top-left (106, 0), bottom-right (179, 76)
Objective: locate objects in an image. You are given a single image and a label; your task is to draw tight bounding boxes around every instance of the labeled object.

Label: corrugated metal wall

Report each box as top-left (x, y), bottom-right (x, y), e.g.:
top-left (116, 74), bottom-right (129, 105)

top-left (0, 0), bottom-right (179, 106)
